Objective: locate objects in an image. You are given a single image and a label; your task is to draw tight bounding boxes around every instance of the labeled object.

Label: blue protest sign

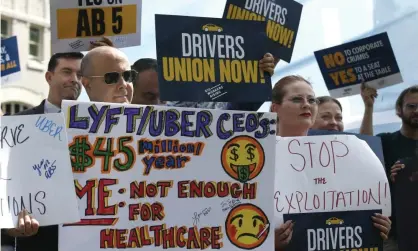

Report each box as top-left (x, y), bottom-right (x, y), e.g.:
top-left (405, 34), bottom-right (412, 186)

top-left (314, 32), bottom-right (402, 98)
top-left (155, 14), bottom-right (272, 103)
top-left (1, 36), bottom-right (21, 81)
top-left (283, 210), bottom-right (383, 251)
top-left (222, 0), bottom-right (303, 63)
top-left (308, 129), bottom-right (385, 166)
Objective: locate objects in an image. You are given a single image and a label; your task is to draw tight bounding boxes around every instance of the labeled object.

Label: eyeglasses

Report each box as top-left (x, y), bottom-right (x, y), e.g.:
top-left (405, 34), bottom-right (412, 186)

top-left (405, 103), bottom-right (418, 111)
top-left (85, 70), bottom-right (138, 85)
top-left (287, 96), bottom-right (318, 105)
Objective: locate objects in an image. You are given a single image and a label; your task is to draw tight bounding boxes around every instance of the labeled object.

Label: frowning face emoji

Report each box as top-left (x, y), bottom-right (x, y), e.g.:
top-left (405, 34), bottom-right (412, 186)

top-left (221, 135), bottom-right (265, 182)
top-left (225, 203), bottom-right (270, 249)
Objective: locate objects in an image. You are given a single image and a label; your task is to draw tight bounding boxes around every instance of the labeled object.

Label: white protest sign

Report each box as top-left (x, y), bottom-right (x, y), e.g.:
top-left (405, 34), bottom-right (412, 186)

top-left (0, 114), bottom-right (80, 228)
top-left (274, 135), bottom-right (391, 225)
top-left (50, 0), bottom-right (142, 53)
top-left (59, 100), bottom-right (276, 251)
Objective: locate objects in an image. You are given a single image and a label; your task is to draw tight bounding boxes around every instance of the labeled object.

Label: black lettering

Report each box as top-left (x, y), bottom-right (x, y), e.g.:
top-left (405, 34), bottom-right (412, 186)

top-left (112, 7), bottom-right (123, 34)
top-left (92, 9), bottom-right (105, 36)
top-left (76, 9), bottom-right (91, 36)
top-left (17, 125), bottom-right (29, 144)
top-left (35, 191), bottom-right (47, 215)
top-left (0, 125), bottom-right (30, 149)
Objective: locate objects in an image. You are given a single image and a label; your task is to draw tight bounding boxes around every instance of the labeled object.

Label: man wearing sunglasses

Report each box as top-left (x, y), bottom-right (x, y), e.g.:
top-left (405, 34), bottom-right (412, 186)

top-left (81, 46), bottom-right (136, 103)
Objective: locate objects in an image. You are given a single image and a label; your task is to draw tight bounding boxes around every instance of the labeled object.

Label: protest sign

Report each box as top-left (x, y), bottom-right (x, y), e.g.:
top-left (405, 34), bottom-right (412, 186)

top-left (1, 36), bottom-right (21, 84)
top-left (314, 32), bottom-right (402, 98)
top-left (50, 0), bottom-right (142, 53)
top-left (283, 210), bottom-right (383, 251)
top-left (394, 156), bottom-right (418, 251)
top-left (222, 0), bottom-right (303, 63)
top-left (155, 14), bottom-right (272, 103)
top-left (59, 100), bottom-right (276, 251)
top-left (274, 135), bottom-right (391, 226)
top-left (308, 129), bottom-right (385, 166)
top-left (0, 114), bottom-right (79, 228)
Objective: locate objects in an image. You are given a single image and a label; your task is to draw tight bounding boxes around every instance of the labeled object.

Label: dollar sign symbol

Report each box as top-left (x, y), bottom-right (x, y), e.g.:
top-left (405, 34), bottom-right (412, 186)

top-left (230, 148), bottom-right (239, 161)
top-left (247, 148), bottom-right (255, 161)
top-left (237, 165), bottom-right (250, 183)
top-left (69, 136), bottom-right (93, 172)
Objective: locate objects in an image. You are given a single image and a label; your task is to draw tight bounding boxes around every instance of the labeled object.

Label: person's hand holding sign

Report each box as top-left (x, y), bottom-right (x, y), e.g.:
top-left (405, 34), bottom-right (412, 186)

top-left (371, 213), bottom-right (391, 240)
top-left (275, 220), bottom-right (294, 251)
top-left (6, 209), bottom-right (39, 237)
top-left (88, 37), bottom-right (114, 50)
top-left (259, 53), bottom-right (279, 76)
top-left (390, 160), bottom-right (405, 182)
top-left (361, 82), bottom-right (378, 108)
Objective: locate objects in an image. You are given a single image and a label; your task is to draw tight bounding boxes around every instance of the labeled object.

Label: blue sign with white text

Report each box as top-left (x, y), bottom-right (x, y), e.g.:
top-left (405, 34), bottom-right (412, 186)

top-left (1, 36), bottom-right (21, 78)
top-left (155, 14), bottom-right (272, 103)
top-left (284, 210), bottom-right (383, 251)
top-left (314, 32), bottom-right (402, 98)
top-left (222, 0), bottom-right (303, 63)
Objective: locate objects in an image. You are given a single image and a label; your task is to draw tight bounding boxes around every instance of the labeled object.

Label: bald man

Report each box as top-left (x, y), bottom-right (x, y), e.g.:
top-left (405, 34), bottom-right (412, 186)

top-left (81, 46), bottom-right (137, 103)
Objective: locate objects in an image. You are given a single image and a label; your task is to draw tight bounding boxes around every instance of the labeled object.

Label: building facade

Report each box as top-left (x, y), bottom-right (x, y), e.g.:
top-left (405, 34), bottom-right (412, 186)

top-left (1, 0), bottom-right (51, 114)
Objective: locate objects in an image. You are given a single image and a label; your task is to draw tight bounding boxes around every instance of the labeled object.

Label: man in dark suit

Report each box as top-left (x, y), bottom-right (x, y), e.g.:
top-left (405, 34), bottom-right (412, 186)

top-left (1, 51), bottom-right (83, 251)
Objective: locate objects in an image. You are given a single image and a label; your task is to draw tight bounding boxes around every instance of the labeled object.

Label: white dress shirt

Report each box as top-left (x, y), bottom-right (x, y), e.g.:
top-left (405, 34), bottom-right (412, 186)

top-left (44, 99), bottom-right (61, 113)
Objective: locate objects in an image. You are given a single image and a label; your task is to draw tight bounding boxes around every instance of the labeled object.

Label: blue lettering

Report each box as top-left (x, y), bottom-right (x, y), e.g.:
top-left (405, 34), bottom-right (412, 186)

top-left (35, 116), bottom-right (63, 141)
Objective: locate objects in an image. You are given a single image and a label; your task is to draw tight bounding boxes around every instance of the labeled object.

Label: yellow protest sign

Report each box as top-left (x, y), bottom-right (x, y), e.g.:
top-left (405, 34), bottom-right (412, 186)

top-left (56, 5), bottom-right (137, 39)
top-left (50, 0), bottom-right (142, 53)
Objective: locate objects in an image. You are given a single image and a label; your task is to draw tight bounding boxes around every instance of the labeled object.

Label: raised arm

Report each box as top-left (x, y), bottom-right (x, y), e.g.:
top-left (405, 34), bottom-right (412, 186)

top-left (359, 82), bottom-right (377, 135)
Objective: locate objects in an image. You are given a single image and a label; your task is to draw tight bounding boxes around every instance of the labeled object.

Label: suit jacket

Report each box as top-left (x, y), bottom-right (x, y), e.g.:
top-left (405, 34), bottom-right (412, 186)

top-left (1, 99), bottom-right (59, 251)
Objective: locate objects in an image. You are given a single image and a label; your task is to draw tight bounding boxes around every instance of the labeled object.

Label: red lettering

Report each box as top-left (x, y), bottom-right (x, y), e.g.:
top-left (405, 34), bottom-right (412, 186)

top-left (305, 142), bottom-right (315, 168)
top-left (330, 140), bottom-right (349, 174)
top-left (140, 203), bottom-right (152, 221)
top-left (127, 228), bottom-right (140, 248)
top-left (176, 227), bottom-right (187, 247)
top-left (319, 142), bottom-right (331, 167)
top-left (100, 229), bottom-right (115, 248)
top-left (150, 225), bottom-right (163, 246)
top-left (313, 195), bottom-right (320, 209)
top-left (115, 229), bottom-right (128, 249)
top-left (177, 181), bottom-right (188, 198)
top-left (200, 228), bottom-right (211, 249)
top-left (274, 191), bottom-right (284, 212)
top-left (336, 192), bottom-right (346, 207)
top-left (130, 181), bottom-right (174, 198)
top-left (295, 191), bottom-right (303, 212)
top-left (75, 179), bottom-right (97, 216)
top-left (242, 183), bottom-right (256, 199)
top-left (146, 183), bottom-right (158, 197)
top-left (211, 227), bottom-right (222, 249)
top-left (288, 139), bottom-right (306, 172)
top-left (285, 194), bottom-right (296, 213)
top-left (162, 227), bottom-right (176, 249)
top-left (97, 179), bottom-right (118, 215)
top-left (230, 183), bottom-right (241, 198)
top-left (204, 183), bottom-right (216, 197)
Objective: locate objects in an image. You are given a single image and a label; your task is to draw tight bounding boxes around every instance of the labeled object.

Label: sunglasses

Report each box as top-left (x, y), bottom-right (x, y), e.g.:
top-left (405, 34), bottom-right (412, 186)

top-left (86, 70), bottom-right (138, 85)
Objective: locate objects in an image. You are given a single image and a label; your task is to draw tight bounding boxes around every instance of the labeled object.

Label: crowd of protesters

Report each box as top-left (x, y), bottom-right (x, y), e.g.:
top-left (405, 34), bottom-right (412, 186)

top-left (1, 37), bottom-right (417, 251)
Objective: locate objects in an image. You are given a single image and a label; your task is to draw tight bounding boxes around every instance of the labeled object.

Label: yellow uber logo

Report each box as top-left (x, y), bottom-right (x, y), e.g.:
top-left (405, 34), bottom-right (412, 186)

top-left (201, 24), bottom-right (223, 32)
top-left (326, 217), bottom-right (344, 225)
